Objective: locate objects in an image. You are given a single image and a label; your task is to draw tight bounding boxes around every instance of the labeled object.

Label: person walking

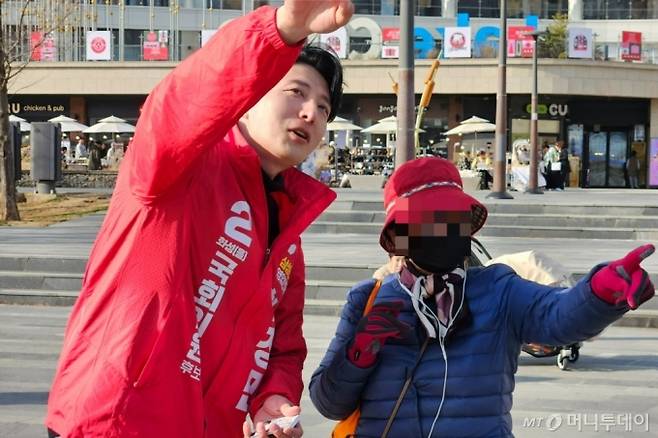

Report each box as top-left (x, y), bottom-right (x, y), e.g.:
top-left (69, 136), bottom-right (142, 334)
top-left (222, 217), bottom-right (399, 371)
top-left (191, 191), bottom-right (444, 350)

top-left (310, 157), bottom-right (655, 438)
top-left (45, 2), bottom-right (354, 438)
top-left (557, 141), bottom-right (571, 189)
top-left (543, 141), bottom-right (560, 190)
top-left (626, 150), bottom-right (640, 188)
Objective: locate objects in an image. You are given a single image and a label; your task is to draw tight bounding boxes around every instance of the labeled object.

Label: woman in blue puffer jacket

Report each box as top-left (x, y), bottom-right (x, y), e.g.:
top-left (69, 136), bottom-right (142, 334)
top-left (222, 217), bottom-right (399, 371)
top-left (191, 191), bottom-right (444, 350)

top-left (309, 157), bottom-right (655, 438)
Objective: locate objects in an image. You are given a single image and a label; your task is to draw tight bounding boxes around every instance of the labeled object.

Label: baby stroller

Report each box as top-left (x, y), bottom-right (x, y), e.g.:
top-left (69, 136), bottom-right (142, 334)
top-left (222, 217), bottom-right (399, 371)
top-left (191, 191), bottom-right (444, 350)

top-left (482, 248), bottom-right (583, 371)
top-left (521, 341), bottom-right (581, 370)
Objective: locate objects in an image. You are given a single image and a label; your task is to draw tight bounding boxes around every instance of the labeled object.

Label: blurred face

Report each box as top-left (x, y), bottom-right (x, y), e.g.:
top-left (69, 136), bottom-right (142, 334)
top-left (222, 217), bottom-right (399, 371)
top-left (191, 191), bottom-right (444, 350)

top-left (239, 64), bottom-right (331, 177)
top-left (391, 204), bottom-right (472, 273)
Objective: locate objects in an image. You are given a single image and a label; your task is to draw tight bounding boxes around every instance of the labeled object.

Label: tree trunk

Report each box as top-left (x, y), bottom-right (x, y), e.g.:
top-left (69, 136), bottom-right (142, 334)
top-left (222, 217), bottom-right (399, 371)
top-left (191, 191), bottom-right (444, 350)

top-left (0, 46), bottom-right (21, 221)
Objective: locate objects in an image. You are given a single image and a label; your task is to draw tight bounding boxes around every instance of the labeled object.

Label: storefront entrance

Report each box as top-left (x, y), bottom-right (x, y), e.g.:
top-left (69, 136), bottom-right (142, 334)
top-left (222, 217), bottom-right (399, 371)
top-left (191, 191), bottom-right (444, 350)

top-left (586, 131), bottom-right (628, 187)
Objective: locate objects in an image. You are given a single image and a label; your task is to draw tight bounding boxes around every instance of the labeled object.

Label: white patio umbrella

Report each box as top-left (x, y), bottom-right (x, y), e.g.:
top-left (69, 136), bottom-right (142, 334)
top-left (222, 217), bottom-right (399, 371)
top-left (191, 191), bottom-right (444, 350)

top-left (326, 116), bottom-right (362, 131)
top-left (9, 115), bottom-right (30, 132)
top-left (83, 115), bottom-right (136, 134)
top-left (362, 115), bottom-right (426, 134)
top-left (48, 115), bottom-right (89, 132)
top-left (326, 117), bottom-right (362, 180)
top-left (443, 116), bottom-right (495, 136)
top-left (444, 116), bottom-right (496, 154)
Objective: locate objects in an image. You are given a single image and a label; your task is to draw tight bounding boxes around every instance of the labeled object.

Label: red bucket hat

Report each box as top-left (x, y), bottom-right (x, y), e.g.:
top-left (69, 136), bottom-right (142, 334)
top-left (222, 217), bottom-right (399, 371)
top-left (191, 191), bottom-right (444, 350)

top-left (379, 157), bottom-right (488, 253)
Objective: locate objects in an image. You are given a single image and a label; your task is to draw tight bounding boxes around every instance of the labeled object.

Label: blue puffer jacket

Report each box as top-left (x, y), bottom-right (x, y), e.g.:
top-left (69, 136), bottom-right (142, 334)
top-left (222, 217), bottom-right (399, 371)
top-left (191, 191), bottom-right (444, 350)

top-left (310, 264), bottom-right (628, 438)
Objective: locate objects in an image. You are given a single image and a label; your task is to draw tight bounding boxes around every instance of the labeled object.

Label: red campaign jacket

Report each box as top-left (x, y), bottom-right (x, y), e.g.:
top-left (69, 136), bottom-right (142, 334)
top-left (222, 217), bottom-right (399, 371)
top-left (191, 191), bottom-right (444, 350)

top-left (46, 7), bottom-right (335, 437)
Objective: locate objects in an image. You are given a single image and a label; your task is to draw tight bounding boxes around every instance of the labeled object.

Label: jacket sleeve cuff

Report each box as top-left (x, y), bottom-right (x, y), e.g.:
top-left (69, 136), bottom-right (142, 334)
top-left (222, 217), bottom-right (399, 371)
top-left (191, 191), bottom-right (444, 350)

top-left (258, 6), bottom-right (307, 50)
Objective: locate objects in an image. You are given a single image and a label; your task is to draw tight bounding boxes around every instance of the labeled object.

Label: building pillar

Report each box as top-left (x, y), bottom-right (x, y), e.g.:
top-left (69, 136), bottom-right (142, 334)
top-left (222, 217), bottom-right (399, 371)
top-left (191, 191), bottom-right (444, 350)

top-left (568, 0), bottom-right (583, 20)
top-left (69, 96), bottom-right (87, 124)
top-left (447, 95), bottom-right (462, 162)
top-left (442, 0), bottom-right (457, 18)
top-left (650, 99), bottom-right (658, 138)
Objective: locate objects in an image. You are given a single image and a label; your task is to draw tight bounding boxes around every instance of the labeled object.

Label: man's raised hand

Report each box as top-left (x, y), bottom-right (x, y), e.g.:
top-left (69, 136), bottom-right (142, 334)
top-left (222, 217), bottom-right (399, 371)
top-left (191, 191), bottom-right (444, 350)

top-left (276, 0), bottom-right (355, 45)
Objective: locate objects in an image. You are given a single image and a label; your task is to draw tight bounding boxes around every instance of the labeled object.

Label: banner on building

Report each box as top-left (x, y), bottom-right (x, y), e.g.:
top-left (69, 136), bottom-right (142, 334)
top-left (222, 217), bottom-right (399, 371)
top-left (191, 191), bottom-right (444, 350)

top-left (201, 30), bottom-right (217, 47)
top-left (507, 26), bottom-right (534, 58)
top-left (620, 31), bottom-right (642, 61)
top-left (444, 27), bottom-right (471, 58)
top-left (30, 31), bottom-right (57, 61)
top-left (86, 31), bottom-right (111, 61)
top-left (567, 27), bottom-right (593, 59)
top-left (143, 30), bottom-right (169, 61)
top-left (320, 27), bottom-right (348, 59)
top-left (381, 27), bottom-right (400, 59)
top-left (650, 138), bottom-right (658, 187)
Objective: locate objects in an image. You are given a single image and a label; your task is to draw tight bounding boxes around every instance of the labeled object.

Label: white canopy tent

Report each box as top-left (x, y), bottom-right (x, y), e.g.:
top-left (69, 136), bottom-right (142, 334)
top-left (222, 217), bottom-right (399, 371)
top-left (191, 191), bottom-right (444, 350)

top-left (9, 115), bottom-right (30, 132)
top-left (83, 116), bottom-right (136, 134)
top-left (326, 116), bottom-right (362, 132)
top-left (361, 115), bottom-right (425, 135)
top-left (444, 116), bottom-right (495, 154)
top-left (48, 115), bottom-right (89, 132)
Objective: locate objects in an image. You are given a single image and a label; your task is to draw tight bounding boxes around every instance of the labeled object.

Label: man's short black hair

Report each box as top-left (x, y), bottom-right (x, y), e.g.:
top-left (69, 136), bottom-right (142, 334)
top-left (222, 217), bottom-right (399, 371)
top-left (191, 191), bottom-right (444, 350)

top-left (296, 45), bottom-right (343, 122)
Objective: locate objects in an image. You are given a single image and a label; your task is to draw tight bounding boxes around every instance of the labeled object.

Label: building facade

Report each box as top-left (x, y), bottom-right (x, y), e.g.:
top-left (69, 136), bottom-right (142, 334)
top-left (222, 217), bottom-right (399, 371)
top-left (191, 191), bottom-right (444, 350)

top-left (6, 0), bottom-right (658, 187)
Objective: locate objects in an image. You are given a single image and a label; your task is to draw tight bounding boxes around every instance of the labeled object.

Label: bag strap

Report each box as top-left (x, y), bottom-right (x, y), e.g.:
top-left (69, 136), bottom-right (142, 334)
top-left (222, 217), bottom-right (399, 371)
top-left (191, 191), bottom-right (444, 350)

top-left (363, 279), bottom-right (382, 316)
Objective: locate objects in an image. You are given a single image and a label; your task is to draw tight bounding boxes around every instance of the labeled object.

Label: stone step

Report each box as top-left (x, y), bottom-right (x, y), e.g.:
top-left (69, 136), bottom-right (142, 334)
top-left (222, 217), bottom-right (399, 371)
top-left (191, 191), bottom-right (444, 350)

top-left (319, 210), bottom-right (658, 230)
top-left (486, 214), bottom-right (658, 229)
top-left (318, 210), bottom-right (385, 223)
top-left (327, 200), bottom-right (658, 218)
top-left (308, 221), bottom-right (658, 240)
top-left (0, 288), bottom-right (78, 306)
top-left (0, 271), bottom-right (82, 291)
top-left (0, 255), bottom-right (87, 273)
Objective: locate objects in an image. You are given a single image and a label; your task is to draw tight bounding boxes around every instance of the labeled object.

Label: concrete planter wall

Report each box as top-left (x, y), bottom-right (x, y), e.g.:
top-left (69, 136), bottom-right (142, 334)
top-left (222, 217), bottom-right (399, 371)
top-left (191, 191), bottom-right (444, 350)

top-left (18, 170), bottom-right (118, 189)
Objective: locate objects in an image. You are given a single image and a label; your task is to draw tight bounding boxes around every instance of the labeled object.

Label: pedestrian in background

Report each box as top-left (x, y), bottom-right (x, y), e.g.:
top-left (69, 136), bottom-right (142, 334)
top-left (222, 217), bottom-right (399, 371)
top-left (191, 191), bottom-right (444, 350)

top-left (74, 138), bottom-right (87, 159)
top-left (544, 141), bottom-right (560, 190)
top-left (45, 1), bottom-right (354, 438)
top-left (626, 150), bottom-right (640, 188)
top-left (557, 141), bottom-right (571, 189)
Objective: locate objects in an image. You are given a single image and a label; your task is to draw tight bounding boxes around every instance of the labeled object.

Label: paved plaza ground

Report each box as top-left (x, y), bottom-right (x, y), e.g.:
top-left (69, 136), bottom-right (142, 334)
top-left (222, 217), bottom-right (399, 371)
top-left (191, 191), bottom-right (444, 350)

top-left (1, 187), bottom-right (658, 436)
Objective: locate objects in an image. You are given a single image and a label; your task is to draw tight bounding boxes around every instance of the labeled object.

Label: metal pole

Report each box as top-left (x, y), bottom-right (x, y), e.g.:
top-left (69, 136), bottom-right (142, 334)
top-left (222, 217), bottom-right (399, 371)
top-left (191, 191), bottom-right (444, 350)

top-left (395, 0), bottom-right (415, 168)
top-left (526, 32), bottom-right (543, 194)
top-left (488, 0), bottom-right (513, 199)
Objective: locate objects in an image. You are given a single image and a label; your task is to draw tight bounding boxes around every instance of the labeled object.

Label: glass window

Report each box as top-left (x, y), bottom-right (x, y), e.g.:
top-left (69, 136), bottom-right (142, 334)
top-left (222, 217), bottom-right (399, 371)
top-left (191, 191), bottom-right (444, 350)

top-left (416, 0), bottom-right (442, 16)
top-left (630, 0), bottom-right (648, 18)
top-left (354, 0), bottom-right (381, 15)
top-left (583, 0), bottom-right (606, 18)
top-left (458, 0), bottom-right (481, 17)
top-left (543, 0), bottom-right (568, 18)
top-left (458, 0), bottom-right (501, 18)
top-left (607, 0), bottom-right (630, 18)
top-left (209, 0), bottom-right (241, 9)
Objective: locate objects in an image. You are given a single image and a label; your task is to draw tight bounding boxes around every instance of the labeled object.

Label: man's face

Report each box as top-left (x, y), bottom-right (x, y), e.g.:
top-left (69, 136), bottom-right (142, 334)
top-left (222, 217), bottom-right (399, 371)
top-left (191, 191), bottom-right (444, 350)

top-left (240, 63), bottom-right (331, 172)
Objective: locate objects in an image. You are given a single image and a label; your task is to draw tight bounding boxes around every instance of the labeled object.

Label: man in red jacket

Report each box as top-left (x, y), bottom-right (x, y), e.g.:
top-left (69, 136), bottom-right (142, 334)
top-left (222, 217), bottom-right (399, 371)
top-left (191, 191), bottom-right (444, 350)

top-left (45, 1), bottom-right (354, 437)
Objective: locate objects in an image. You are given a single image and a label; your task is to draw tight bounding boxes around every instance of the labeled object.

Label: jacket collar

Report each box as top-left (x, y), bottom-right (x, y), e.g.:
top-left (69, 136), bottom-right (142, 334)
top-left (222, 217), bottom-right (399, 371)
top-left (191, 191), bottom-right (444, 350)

top-left (227, 126), bottom-right (336, 244)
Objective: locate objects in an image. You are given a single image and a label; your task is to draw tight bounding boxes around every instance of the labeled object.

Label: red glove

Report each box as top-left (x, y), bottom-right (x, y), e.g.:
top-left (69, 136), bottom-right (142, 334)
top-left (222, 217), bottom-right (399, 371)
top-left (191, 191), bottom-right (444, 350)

top-left (348, 301), bottom-right (410, 368)
top-left (591, 244), bottom-right (655, 309)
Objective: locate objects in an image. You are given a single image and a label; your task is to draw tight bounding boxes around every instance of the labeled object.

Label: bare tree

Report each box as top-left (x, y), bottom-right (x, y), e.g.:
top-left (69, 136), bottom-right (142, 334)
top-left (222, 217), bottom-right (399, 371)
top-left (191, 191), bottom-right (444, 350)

top-left (0, 0), bottom-right (77, 221)
top-left (0, 1), bottom-right (34, 221)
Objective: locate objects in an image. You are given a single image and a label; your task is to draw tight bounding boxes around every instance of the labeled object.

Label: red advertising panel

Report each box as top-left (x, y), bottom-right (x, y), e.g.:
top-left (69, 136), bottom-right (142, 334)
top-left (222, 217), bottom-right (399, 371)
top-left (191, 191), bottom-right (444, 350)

top-left (381, 27), bottom-right (400, 59)
top-left (508, 26), bottom-right (534, 58)
top-left (143, 30), bottom-right (169, 61)
top-left (30, 32), bottom-right (42, 61)
top-left (30, 32), bottom-right (57, 61)
top-left (621, 31), bottom-right (642, 61)
top-left (382, 27), bottom-right (400, 42)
